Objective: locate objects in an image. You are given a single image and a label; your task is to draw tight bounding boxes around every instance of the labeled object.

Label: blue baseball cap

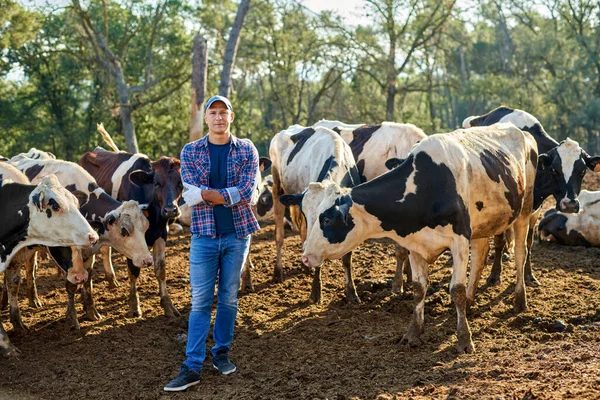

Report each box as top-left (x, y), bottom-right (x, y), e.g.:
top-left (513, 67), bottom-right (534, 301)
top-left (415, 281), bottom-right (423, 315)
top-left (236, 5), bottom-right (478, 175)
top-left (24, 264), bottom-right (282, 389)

top-left (205, 95), bottom-right (233, 111)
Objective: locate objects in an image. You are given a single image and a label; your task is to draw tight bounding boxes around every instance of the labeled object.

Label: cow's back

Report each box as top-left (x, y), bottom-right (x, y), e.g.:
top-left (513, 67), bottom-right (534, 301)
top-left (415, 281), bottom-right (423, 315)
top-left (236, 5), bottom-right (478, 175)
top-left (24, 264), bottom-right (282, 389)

top-left (415, 123), bottom-right (536, 239)
top-left (270, 126), bottom-right (357, 194)
top-left (80, 148), bottom-right (151, 200)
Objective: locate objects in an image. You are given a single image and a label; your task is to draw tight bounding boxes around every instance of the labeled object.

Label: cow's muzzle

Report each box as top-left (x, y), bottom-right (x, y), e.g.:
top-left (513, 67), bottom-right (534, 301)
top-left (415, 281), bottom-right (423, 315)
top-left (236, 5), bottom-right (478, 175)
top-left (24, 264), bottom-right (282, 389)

top-left (162, 204), bottom-right (180, 219)
top-left (559, 199), bottom-right (579, 213)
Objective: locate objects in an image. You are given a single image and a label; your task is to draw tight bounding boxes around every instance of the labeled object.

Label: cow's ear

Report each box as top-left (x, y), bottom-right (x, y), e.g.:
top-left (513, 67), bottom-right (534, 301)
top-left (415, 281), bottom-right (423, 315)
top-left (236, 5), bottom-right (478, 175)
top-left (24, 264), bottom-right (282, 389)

top-left (72, 190), bottom-right (89, 207)
top-left (385, 158), bottom-right (404, 170)
top-left (280, 193), bottom-right (304, 207)
top-left (583, 153), bottom-right (600, 172)
top-left (259, 157), bottom-right (272, 172)
top-left (129, 170), bottom-right (154, 187)
top-left (538, 153), bottom-right (552, 169)
top-left (32, 191), bottom-right (45, 211)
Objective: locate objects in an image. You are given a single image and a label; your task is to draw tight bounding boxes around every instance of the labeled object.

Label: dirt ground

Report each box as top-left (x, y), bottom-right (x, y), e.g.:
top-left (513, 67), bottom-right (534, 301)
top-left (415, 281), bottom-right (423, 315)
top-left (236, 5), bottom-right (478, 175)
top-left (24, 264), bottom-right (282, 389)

top-left (1, 175), bottom-right (600, 400)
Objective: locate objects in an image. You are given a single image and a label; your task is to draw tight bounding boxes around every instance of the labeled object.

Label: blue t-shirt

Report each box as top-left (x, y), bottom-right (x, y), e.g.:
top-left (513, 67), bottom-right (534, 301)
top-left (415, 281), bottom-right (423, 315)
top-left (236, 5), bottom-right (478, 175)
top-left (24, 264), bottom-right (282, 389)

top-left (208, 141), bottom-right (236, 235)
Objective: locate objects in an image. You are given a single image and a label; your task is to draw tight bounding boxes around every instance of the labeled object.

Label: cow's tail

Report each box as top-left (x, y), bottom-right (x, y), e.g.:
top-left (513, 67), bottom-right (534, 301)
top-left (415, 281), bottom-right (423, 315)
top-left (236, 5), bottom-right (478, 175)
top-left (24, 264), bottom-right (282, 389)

top-left (97, 123), bottom-right (121, 152)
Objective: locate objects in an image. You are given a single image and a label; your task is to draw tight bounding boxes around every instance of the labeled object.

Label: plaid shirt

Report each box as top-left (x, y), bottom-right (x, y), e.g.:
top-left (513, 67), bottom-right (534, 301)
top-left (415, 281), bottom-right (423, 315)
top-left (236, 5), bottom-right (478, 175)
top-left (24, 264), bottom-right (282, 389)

top-left (180, 134), bottom-right (260, 238)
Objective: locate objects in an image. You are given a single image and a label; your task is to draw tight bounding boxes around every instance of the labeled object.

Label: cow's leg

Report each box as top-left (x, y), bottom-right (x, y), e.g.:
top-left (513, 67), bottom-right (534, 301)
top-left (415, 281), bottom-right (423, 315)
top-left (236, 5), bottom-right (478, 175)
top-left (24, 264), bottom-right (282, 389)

top-left (240, 236), bottom-right (254, 292)
top-left (392, 244), bottom-right (409, 294)
top-left (513, 216), bottom-right (529, 312)
top-left (101, 246), bottom-right (120, 289)
top-left (126, 259), bottom-right (142, 318)
top-left (81, 255), bottom-right (102, 321)
top-left (65, 280), bottom-right (80, 330)
top-left (402, 252), bottom-right (429, 346)
top-left (466, 238), bottom-right (490, 309)
top-left (309, 267), bottom-right (323, 304)
top-left (25, 251), bottom-right (43, 308)
top-left (449, 237), bottom-right (474, 354)
top-left (153, 238), bottom-right (180, 318)
top-left (0, 277), bottom-right (6, 311)
top-left (66, 246), bottom-right (88, 285)
top-left (272, 169), bottom-right (285, 283)
top-left (0, 318), bottom-right (20, 357)
top-left (524, 212), bottom-right (540, 287)
top-left (486, 232), bottom-right (505, 286)
top-left (342, 252), bottom-right (360, 304)
top-left (5, 263), bottom-right (28, 334)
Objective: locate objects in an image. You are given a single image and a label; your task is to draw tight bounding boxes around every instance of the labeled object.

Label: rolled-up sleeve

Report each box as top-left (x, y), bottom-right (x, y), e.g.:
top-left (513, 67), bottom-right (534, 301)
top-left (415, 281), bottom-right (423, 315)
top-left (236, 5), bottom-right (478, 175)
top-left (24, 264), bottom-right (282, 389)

top-left (180, 143), bottom-right (210, 191)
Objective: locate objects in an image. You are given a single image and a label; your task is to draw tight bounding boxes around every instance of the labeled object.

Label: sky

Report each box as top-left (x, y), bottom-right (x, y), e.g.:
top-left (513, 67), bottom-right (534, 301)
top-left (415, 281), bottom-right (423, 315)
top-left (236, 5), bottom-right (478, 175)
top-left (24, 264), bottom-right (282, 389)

top-left (302, 0), bottom-right (366, 26)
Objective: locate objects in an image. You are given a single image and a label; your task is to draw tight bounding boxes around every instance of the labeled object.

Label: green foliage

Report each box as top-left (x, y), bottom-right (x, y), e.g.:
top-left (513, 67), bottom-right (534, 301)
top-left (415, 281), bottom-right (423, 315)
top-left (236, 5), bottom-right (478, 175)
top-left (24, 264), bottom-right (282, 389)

top-left (2, 0), bottom-right (600, 161)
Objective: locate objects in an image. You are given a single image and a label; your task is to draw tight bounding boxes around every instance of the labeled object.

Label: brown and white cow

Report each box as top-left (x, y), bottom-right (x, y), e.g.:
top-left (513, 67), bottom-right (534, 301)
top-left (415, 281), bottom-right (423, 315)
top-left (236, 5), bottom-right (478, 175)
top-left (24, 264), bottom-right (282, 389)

top-left (300, 123), bottom-right (537, 353)
top-left (463, 106), bottom-right (600, 286)
top-left (271, 125), bottom-right (361, 303)
top-left (0, 172), bottom-right (98, 356)
top-left (79, 124), bottom-right (182, 318)
top-left (7, 155), bottom-right (152, 329)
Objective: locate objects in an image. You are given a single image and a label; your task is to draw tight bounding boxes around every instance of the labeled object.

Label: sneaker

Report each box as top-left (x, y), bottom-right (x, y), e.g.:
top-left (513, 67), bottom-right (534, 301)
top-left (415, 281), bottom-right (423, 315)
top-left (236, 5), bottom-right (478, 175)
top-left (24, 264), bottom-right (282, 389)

top-left (163, 365), bottom-right (202, 392)
top-left (212, 351), bottom-right (237, 375)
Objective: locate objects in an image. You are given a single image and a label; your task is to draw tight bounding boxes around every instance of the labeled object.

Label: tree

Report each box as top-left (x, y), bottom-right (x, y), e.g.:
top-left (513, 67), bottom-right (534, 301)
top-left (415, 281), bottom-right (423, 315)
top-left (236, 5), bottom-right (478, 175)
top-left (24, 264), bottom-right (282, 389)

top-left (219, 0), bottom-right (251, 98)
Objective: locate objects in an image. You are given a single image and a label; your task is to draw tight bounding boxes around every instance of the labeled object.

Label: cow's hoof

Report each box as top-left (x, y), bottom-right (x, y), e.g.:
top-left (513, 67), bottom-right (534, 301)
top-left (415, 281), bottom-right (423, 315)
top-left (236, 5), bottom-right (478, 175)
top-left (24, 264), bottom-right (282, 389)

top-left (28, 297), bottom-right (43, 309)
top-left (346, 291), bottom-right (361, 304)
top-left (3, 345), bottom-right (21, 358)
top-left (391, 283), bottom-right (404, 295)
top-left (67, 318), bottom-right (81, 331)
top-left (400, 333), bottom-right (422, 348)
top-left (309, 291), bottom-right (322, 305)
top-left (127, 308), bottom-right (142, 318)
top-left (513, 298), bottom-right (528, 313)
top-left (163, 305), bottom-right (181, 318)
top-left (272, 269), bottom-right (284, 284)
top-left (525, 274), bottom-right (540, 287)
top-left (11, 321), bottom-right (30, 336)
top-left (456, 338), bottom-right (475, 354)
top-left (106, 277), bottom-right (120, 289)
top-left (85, 309), bottom-right (102, 322)
top-left (486, 274), bottom-right (501, 286)
top-left (241, 284), bottom-right (255, 293)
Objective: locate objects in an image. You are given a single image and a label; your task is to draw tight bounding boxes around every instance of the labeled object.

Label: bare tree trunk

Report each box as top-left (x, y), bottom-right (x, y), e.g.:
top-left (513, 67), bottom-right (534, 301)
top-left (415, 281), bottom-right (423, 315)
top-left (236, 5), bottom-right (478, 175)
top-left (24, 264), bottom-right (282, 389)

top-left (115, 65), bottom-right (138, 153)
top-left (190, 34), bottom-right (208, 142)
top-left (386, 83), bottom-right (397, 121)
top-left (219, 0), bottom-right (251, 98)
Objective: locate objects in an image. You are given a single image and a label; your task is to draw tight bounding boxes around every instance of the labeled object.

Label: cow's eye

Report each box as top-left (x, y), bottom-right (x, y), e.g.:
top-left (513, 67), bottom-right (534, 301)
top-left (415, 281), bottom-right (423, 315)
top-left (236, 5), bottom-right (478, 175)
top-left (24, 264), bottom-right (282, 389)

top-left (322, 217), bottom-right (332, 226)
top-left (49, 199), bottom-right (60, 211)
top-left (121, 228), bottom-right (129, 237)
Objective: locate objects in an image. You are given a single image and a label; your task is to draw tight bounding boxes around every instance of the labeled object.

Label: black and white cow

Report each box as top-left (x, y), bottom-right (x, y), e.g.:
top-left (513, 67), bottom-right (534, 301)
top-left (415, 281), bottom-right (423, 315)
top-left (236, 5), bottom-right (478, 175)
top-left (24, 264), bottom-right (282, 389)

top-left (463, 106), bottom-right (600, 286)
top-left (79, 124), bottom-right (183, 318)
top-left (0, 172), bottom-right (98, 357)
top-left (7, 155), bottom-right (152, 329)
top-left (300, 123), bottom-right (538, 353)
top-left (329, 121), bottom-right (427, 293)
top-left (539, 190), bottom-right (600, 246)
top-left (271, 125), bottom-right (361, 303)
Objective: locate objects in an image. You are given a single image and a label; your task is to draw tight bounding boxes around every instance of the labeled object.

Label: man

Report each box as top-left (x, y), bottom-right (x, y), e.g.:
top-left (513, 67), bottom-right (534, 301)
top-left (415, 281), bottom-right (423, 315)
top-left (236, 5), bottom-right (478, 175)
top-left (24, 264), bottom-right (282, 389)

top-left (164, 95), bottom-right (260, 392)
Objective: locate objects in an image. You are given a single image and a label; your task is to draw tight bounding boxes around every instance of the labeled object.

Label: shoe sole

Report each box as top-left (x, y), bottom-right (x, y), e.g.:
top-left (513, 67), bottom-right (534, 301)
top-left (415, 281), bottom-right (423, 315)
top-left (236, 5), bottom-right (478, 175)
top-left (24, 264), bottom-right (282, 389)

top-left (213, 364), bottom-right (237, 375)
top-left (163, 380), bottom-right (200, 392)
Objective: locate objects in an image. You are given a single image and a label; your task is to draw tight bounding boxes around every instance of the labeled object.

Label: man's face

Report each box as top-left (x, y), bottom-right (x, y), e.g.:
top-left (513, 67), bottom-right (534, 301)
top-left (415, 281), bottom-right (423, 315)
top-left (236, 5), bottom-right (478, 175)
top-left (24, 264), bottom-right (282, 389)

top-left (205, 101), bottom-right (234, 135)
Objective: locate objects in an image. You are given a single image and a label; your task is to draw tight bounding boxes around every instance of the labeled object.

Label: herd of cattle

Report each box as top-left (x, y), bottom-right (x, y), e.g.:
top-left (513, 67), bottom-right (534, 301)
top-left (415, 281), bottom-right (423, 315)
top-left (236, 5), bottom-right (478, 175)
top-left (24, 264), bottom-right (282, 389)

top-left (1, 106), bottom-right (600, 357)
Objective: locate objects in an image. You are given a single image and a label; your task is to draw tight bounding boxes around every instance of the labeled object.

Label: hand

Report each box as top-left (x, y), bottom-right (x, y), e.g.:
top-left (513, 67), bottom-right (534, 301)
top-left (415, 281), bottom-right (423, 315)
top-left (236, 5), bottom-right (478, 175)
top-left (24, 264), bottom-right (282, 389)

top-left (202, 190), bottom-right (227, 205)
top-left (182, 182), bottom-right (204, 206)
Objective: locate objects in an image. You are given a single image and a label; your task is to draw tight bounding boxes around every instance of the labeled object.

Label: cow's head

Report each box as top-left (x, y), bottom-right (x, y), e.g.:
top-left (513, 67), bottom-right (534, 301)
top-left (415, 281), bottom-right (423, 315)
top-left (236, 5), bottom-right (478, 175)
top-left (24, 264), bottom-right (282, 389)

top-left (281, 183), bottom-right (364, 268)
top-left (28, 175), bottom-right (99, 248)
top-left (537, 138), bottom-right (600, 213)
top-left (102, 200), bottom-right (153, 267)
top-left (538, 209), bottom-right (591, 246)
top-left (255, 175), bottom-right (274, 220)
top-left (129, 157), bottom-right (183, 219)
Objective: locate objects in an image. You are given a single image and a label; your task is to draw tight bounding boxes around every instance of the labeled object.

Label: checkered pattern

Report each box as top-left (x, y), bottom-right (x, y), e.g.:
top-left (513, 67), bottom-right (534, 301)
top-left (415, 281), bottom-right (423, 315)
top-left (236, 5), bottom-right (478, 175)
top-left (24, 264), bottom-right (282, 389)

top-left (180, 135), bottom-right (260, 238)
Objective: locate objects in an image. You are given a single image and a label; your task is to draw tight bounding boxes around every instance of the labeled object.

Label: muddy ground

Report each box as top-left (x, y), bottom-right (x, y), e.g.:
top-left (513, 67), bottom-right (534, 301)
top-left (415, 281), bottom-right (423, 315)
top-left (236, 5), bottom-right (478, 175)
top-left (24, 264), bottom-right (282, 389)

top-left (1, 175), bottom-right (600, 400)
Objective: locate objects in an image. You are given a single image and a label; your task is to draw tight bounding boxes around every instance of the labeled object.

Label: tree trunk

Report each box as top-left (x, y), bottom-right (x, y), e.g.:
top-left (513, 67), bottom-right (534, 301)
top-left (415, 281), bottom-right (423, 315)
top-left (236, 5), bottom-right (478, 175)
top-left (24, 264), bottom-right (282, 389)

top-left (386, 83), bottom-right (396, 121)
top-left (190, 34), bottom-right (208, 142)
top-left (115, 69), bottom-right (138, 153)
top-left (219, 0), bottom-right (251, 98)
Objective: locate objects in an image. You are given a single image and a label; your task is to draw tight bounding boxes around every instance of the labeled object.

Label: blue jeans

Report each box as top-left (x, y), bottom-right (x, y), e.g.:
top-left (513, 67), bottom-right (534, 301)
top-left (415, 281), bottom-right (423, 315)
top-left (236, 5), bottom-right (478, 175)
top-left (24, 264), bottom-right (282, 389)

top-left (183, 233), bottom-right (251, 371)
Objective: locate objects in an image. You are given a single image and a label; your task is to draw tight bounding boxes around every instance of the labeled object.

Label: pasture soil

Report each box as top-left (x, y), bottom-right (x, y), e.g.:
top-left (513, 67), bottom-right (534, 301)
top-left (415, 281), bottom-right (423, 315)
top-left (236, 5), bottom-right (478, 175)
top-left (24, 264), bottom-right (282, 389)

top-left (2, 175), bottom-right (600, 400)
